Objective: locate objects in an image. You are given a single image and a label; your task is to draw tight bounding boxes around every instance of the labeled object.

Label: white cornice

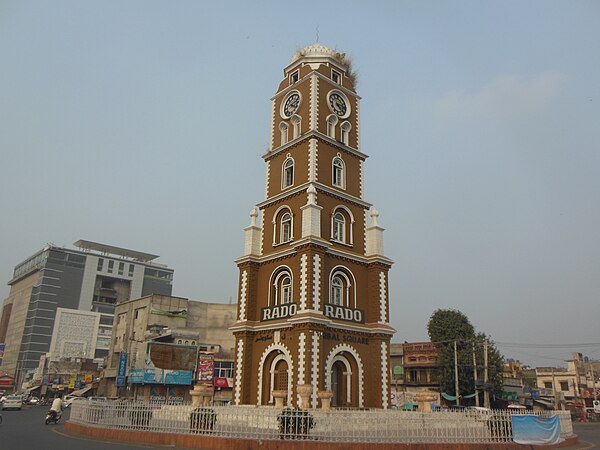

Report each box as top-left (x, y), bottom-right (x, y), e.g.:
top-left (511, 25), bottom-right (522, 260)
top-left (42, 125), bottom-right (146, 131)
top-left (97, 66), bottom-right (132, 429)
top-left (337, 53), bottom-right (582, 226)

top-left (255, 181), bottom-right (372, 211)
top-left (231, 317), bottom-right (395, 336)
top-left (264, 130), bottom-right (368, 161)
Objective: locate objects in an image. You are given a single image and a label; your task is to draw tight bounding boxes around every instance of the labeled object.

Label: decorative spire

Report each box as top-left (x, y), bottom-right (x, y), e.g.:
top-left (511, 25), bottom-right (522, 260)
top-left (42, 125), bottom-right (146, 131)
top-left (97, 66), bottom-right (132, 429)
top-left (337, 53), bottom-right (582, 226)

top-left (370, 208), bottom-right (380, 227)
top-left (249, 207), bottom-right (258, 227)
top-left (306, 184), bottom-right (317, 205)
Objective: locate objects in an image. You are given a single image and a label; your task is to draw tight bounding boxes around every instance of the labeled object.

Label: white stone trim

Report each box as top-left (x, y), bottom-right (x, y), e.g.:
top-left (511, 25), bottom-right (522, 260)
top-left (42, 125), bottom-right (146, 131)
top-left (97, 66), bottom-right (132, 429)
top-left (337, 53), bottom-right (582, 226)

top-left (270, 98), bottom-right (276, 151)
top-left (265, 160), bottom-right (270, 200)
top-left (313, 254), bottom-right (321, 311)
top-left (379, 271), bottom-right (387, 323)
top-left (239, 270), bottom-right (247, 321)
top-left (381, 341), bottom-right (389, 409)
top-left (257, 342), bottom-right (294, 406)
top-left (311, 331), bottom-right (320, 408)
top-left (355, 95), bottom-right (360, 152)
top-left (310, 74), bottom-right (318, 131)
top-left (324, 343), bottom-right (364, 408)
top-left (234, 339), bottom-right (244, 405)
top-left (363, 209), bottom-right (368, 256)
top-left (299, 254), bottom-right (308, 310)
top-left (359, 160), bottom-right (364, 198)
top-left (297, 332), bottom-right (306, 405)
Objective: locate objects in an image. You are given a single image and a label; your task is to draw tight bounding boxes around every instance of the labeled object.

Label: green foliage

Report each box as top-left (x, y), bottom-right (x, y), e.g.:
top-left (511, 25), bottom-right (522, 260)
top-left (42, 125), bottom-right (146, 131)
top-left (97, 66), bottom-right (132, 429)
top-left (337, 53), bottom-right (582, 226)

top-left (427, 309), bottom-right (504, 404)
top-left (190, 407), bottom-right (217, 432)
top-left (277, 407), bottom-right (315, 439)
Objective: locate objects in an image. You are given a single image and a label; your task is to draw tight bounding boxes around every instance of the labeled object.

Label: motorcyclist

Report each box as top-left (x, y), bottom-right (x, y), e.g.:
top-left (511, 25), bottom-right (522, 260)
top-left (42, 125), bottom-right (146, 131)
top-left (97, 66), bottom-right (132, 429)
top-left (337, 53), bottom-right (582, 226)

top-left (49, 394), bottom-right (63, 421)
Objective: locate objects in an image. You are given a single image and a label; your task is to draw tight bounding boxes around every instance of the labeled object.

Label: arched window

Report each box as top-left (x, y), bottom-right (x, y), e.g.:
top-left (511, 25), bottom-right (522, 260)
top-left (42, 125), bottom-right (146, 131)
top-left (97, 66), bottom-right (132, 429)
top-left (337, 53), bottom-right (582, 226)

top-left (331, 276), bottom-right (343, 305)
top-left (332, 155), bottom-right (345, 189)
top-left (329, 269), bottom-right (355, 308)
top-left (291, 114), bottom-right (301, 139)
top-left (282, 157), bottom-right (294, 188)
top-left (281, 212), bottom-right (292, 243)
top-left (279, 122), bottom-right (289, 146)
top-left (340, 121), bottom-right (351, 146)
top-left (326, 114), bottom-right (338, 139)
top-left (272, 206), bottom-right (294, 246)
top-left (330, 206), bottom-right (354, 245)
top-left (333, 212), bottom-right (345, 243)
top-left (270, 268), bottom-right (293, 306)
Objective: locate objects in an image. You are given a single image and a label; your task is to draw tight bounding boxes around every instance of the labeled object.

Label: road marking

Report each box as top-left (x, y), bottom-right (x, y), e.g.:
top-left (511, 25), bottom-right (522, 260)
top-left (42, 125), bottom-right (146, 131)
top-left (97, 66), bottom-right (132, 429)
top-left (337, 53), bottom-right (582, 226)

top-left (52, 428), bottom-right (177, 449)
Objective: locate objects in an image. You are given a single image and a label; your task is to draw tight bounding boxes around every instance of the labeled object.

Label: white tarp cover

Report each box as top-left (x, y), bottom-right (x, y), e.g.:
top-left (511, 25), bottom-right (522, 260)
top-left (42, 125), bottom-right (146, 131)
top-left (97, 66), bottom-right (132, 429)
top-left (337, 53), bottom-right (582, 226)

top-left (511, 414), bottom-right (562, 445)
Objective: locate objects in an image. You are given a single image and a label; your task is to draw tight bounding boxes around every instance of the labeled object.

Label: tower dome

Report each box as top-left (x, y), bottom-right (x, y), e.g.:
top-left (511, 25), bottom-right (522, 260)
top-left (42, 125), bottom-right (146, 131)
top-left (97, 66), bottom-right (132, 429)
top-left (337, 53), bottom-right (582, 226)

top-left (291, 44), bottom-right (350, 70)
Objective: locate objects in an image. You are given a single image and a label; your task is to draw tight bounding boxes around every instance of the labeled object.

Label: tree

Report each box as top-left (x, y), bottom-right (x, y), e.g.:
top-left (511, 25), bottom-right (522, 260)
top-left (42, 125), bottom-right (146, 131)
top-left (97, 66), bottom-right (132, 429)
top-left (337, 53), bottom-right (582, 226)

top-left (427, 309), bottom-right (504, 405)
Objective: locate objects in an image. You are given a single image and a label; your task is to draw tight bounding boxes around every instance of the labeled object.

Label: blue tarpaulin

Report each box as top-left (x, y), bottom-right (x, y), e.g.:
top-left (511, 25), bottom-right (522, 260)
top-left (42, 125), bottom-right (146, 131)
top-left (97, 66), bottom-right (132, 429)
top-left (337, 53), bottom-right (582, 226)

top-left (511, 414), bottom-right (562, 445)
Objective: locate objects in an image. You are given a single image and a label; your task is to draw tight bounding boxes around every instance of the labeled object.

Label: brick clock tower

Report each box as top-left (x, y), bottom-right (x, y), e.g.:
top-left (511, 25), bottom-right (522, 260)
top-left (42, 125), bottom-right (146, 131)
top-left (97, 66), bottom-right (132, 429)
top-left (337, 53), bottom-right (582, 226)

top-left (232, 44), bottom-right (394, 409)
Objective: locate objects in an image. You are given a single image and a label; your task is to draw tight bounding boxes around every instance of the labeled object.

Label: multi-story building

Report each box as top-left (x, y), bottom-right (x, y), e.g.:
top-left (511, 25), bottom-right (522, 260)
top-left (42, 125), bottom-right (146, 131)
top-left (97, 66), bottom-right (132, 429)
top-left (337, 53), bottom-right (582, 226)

top-left (231, 44), bottom-right (395, 409)
top-left (0, 240), bottom-right (173, 389)
top-left (102, 294), bottom-right (237, 402)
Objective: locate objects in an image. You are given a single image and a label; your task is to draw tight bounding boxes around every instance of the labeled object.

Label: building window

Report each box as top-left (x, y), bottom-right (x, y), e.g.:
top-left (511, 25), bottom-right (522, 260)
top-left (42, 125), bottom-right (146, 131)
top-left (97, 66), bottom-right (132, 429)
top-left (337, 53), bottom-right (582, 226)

top-left (282, 156), bottom-right (294, 189)
top-left (331, 206), bottom-right (354, 245)
top-left (332, 155), bottom-right (345, 188)
top-left (329, 269), bottom-right (354, 308)
top-left (544, 381), bottom-right (553, 389)
top-left (332, 69), bottom-right (341, 84)
top-left (333, 212), bottom-right (345, 243)
top-left (271, 269), bottom-right (293, 306)
top-left (108, 260), bottom-right (114, 273)
top-left (326, 114), bottom-right (338, 139)
top-left (340, 121), bottom-right (351, 146)
top-left (281, 212), bottom-right (292, 243)
top-left (279, 122), bottom-right (289, 145)
top-left (128, 264), bottom-right (134, 277)
top-left (331, 276), bottom-right (343, 305)
top-left (290, 115), bottom-right (301, 139)
top-left (273, 207), bottom-right (294, 246)
top-left (97, 258), bottom-right (104, 271)
top-left (134, 308), bottom-right (144, 320)
top-left (118, 262), bottom-right (124, 275)
top-left (290, 70), bottom-right (299, 84)
top-left (560, 381), bottom-right (569, 391)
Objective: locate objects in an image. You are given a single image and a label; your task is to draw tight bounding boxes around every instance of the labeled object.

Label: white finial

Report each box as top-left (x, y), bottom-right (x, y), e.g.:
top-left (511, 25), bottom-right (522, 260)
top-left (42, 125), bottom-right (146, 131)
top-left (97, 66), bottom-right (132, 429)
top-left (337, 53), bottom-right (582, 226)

top-left (307, 185), bottom-right (317, 205)
top-left (370, 207), bottom-right (380, 227)
top-left (249, 207), bottom-right (258, 227)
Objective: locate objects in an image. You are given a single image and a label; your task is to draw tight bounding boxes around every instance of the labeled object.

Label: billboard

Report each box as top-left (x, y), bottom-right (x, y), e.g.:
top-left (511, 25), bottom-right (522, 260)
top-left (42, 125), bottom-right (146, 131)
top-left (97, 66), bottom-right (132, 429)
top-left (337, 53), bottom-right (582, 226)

top-left (147, 342), bottom-right (197, 371)
top-left (128, 368), bottom-right (192, 385)
top-left (197, 352), bottom-right (214, 382)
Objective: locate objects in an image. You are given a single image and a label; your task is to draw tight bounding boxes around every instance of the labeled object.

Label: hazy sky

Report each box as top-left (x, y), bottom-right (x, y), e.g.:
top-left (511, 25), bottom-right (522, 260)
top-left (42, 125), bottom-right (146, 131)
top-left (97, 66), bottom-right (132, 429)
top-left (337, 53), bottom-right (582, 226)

top-left (1, 1), bottom-right (599, 368)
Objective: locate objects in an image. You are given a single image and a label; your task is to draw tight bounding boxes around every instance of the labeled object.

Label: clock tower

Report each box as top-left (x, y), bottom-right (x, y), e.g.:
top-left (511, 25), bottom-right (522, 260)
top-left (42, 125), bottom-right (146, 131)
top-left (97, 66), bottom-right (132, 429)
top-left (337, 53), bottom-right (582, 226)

top-left (232, 44), bottom-right (394, 409)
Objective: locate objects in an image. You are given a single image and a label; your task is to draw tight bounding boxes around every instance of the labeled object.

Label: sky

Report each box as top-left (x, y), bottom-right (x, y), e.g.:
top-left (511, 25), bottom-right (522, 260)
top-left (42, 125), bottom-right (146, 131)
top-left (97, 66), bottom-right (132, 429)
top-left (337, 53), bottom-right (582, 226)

top-left (1, 1), bottom-right (599, 368)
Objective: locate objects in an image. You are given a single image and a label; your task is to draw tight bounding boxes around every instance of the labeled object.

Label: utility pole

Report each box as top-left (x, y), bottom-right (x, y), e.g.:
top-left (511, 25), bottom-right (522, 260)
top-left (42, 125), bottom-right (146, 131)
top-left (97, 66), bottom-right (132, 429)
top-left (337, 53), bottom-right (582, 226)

top-left (454, 341), bottom-right (460, 406)
top-left (483, 339), bottom-right (490, 409)
top-left (473, 342), bottom-right (480, 407)
top-left (590, 362), bottom-right (597, 401)
top-left (552, 367), bottom-right (559, 410)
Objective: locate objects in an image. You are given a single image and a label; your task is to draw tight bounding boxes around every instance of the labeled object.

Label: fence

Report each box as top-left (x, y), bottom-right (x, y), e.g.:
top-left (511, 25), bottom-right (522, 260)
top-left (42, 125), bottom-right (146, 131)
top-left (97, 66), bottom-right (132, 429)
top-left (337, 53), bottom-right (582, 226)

top-left (69, 400), bottom-right (574, 444)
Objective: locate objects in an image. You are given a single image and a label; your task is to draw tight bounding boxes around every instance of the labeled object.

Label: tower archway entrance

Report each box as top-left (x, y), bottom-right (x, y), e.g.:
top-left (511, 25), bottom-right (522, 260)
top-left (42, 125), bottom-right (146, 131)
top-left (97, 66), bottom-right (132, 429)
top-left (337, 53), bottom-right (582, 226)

top-left (261, 351), bottom-right (290, 405)
top-left (328, 352), bottom-right (358, 408)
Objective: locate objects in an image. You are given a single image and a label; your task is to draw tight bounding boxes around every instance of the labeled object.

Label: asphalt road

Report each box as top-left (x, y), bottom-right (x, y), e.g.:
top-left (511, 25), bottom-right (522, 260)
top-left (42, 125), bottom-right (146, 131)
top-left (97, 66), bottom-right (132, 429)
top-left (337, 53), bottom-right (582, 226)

top-left (2, 404), bottom-right (599, 449)
top-left (0, 405), bottom-right (190, 450)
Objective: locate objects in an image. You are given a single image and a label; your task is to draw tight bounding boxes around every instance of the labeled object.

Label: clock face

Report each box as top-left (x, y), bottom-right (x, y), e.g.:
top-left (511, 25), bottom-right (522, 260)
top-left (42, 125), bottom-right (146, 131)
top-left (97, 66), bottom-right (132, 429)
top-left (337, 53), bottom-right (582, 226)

top-left (282, 92), bottom-right (301, 118)
top-left (329, 92), bottom-right (348, 117)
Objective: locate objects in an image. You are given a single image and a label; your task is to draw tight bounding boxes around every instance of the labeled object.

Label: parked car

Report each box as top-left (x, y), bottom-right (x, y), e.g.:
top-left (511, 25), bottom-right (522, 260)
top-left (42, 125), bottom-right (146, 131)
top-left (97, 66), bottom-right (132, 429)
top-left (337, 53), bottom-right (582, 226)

top-left (2, 395), bottom-right (23, 411)
top-left (26, 396), bottom-right (40, 405)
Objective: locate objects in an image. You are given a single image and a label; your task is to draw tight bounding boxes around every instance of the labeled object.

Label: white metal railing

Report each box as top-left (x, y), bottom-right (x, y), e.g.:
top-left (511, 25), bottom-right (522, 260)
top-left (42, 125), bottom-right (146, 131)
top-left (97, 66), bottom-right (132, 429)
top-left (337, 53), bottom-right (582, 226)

top-left (69, 400), bottom-right (574, 443)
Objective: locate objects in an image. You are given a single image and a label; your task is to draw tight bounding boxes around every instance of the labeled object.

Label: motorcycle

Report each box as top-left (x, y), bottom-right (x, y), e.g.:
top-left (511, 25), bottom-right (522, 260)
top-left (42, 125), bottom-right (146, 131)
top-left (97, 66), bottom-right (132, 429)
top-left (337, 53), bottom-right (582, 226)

top-left (45, 409), bottom-right (61, 425)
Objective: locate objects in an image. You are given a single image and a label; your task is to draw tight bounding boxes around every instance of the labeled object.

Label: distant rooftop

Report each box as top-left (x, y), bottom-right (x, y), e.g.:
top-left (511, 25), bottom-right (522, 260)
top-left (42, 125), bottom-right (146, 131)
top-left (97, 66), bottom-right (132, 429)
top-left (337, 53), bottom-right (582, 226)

top-left (74, 239), bottom-right (159, 262)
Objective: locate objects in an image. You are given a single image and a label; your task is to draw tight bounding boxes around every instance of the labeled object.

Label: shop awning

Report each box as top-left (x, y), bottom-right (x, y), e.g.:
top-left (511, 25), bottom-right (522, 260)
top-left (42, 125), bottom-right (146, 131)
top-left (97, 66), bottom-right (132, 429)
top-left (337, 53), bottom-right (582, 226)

top-left (69, 385), bottom-right (93, 397)
top-left (24, 385), bottom-right (41, 394)
top-left (533, 399), bottom-right (555, 408)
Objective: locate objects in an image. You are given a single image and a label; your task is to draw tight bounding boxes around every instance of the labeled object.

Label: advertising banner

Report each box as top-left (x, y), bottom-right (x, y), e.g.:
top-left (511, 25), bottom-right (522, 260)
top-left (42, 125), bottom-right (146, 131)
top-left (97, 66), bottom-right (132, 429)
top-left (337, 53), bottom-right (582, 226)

top-left (69, 374), bottom-right (76, 389)
top-left (197, 352), bottom-right (214, 382)
top-left (84, 373), bottom-right (93, 384)
top-left (128, 368), bottom-right (193, 385)
top-left (512, 415), bottom-right (562, 445)
top-left (116, 352), bottom-right (128, 387)
top-left (214, 377), bottom-right (232, 388)
top-left (147, 342), bottom-right (197, 371)
top-left (0, 343), bottom-right (5, 358)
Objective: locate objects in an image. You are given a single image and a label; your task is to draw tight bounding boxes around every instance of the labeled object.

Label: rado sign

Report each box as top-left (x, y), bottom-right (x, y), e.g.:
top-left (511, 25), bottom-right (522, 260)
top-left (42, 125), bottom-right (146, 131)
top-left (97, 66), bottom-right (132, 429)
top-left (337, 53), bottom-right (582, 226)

top-left (261, 303), bottom-right (297, 321)
top-left (324, 304), bottom-right (364, 323)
